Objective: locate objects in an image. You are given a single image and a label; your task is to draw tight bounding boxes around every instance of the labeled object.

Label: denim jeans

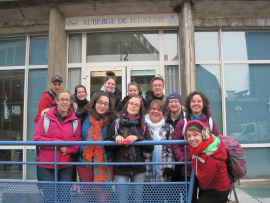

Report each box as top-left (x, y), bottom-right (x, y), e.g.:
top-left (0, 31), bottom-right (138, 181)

top-left (114, 172), bottom-right (145, 202)
top-left (37, 166), bottom-right (76, 203)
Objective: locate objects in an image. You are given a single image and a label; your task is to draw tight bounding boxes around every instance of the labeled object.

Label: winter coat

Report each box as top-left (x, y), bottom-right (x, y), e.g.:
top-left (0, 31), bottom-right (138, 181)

top-left (34, 107), bottom-right (82, 169)
top-left (192, 140), bottom-right (231, 192)
top-left (171, 114), bottom-right (219, 177)
top-left (92, 86), bottom-right (121, 110)
top-left (144, 116), bottom-right (175, 182)
top-left (34, 91), bottom-right (56, 123)
top-left (106, 118), bottom-right (154, 176)
top-left (77, 113), bottom-right (114, 164)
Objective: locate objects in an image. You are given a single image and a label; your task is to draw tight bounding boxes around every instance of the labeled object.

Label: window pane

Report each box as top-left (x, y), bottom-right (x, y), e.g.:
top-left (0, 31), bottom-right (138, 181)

top-left (225, 64), bottom-right (270, 144)
top-left (27, 69), bottom-right (48, 141)
top-left (196, 64), bottom-right (222, 133)
top-left (195, 32), bottom-right (219, 61)
top-left (0, 150), bottom-right (22, 179)
top-left (87, 31), bottom-right (159, 62)
top-left (27, 149), bottom-right (37, 180)
top-left (30, 36), bottom-right (48, 65)
top-left (243, 148), bottom-right (270, 178)
top-left (164, 30), bottom-right (178, 61)
top-left (0, 37), bottom-right (26, 66)
top-left (165, 65), bottom-right (179, 95)
top-left (68, 34), bottom-right (82, 63)
top-left (223, 32), bottom-right (270, 60)
top-left (68, 68), bottom-right (81, 94)
top-left (0, 70), bottom-right (24, 141)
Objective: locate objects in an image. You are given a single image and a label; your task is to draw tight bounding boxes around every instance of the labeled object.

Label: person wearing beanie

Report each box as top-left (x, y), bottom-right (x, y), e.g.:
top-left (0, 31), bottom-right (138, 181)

top-left (166, 92), bottom-right (185, 182)
top-left (185, 120), bottom-right (231, 203)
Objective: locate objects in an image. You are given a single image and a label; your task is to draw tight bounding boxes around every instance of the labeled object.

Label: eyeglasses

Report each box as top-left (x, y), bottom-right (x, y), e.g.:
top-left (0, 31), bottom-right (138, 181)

top-left (128, 82), bottom-right (138, 86)
top-left (150, 107), bottom-right (163, 112)
top-left (58, 98), bottom-right (71, 103)
top-left (169, 100), bottom-right (180, 104)
top-left (96, 100), bottom-right (109, 107)
top-left (128, 101), bottom-right (140, 108)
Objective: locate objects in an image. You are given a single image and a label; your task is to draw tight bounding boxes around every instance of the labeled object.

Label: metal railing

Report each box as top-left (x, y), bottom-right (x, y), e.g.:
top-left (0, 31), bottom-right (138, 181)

top-left (0, 140), bottom-right (195, 203)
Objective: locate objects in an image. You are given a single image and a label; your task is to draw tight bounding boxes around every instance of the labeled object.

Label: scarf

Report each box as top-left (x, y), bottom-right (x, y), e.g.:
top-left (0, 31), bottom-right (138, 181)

top-left (191, 114), bottom-right (203, 121)
top-left (145, 114), bottom-right (165, 181)
top-left (189, 134), bottom-right (214, 155)
top-left (118, 114), bottom-right (140, 161)
top-left (83, 116), bottom-right (111, 182)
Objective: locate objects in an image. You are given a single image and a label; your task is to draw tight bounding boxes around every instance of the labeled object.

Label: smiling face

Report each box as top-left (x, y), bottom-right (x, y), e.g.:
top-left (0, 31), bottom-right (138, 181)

top-left (168, 99), bottom-right (182, 113)
top-left (148, 103), bottom-right (164, 123)
top-left (104, 78), bottom-right (116, 93)
top-left (56, 92), bottom-right (71, 115)
top-left (128, 85), bottom-right (139, 97)
top-left (95, 96), bottom-right (109, 116)
top-left (152, 79), bottom-right (164, 97)
top-left (190, 94), bottom-right (204, 116)
top-left (76, 87), bottom-right (86, 100)
top-left (50, 81), bottom-right (63, 94)
top-left (187, 130), bottom-right (203, 148)
top-left (127, 97), bottom-right (140, 117)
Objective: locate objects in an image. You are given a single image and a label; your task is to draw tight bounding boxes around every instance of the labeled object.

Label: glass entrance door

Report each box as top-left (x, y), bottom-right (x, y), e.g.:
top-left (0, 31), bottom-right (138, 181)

top-left (86, 66), bottom-right (159, 101)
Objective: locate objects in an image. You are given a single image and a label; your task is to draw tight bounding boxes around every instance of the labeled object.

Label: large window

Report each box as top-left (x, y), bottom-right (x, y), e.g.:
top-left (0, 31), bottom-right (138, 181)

top-left (0, 36), bottom-right (48, 180)
top-left (195, 31), bottom-right (270, 179)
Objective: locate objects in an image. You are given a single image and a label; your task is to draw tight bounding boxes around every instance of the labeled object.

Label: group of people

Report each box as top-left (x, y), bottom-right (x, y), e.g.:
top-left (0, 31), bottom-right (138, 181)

top-left (34, 71), bottom-right (231, 203)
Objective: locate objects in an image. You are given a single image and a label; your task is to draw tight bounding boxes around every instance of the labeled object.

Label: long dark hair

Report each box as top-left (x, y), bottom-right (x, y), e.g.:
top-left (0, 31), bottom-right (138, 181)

top-left (185, 91), bottom-right (210, 119)
top-left (119, 95), bottom-right (145, 127)
top-left (82, 92), bottom-right (118, 121)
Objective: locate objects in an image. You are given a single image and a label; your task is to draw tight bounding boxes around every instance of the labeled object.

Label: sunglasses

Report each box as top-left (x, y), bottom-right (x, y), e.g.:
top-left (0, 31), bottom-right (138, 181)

top-left (128, 82), bottom-right (138, 86)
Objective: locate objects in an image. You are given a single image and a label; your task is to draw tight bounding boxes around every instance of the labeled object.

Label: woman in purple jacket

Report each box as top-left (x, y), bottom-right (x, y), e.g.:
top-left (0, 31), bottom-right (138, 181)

top-left (34, 89), bottom-right (82, 202)
top-left (171, 91), bottom-right (219, 202)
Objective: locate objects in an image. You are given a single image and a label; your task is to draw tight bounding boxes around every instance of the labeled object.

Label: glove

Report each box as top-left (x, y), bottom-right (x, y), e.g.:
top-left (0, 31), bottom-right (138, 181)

top-left (163, 168), bottom-right (175, 178)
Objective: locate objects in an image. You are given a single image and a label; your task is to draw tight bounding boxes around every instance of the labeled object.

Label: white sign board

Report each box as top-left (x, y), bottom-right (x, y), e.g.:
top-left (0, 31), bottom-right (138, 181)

top-left (65, 13), bottom-right (179, 30)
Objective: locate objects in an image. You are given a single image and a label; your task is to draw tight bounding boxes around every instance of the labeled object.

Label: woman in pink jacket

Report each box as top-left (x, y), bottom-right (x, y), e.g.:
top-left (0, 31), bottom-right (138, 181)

top-left (184, 120), bottom-right (231, 203)
top-left (34, 89), bottom-right (82, 202)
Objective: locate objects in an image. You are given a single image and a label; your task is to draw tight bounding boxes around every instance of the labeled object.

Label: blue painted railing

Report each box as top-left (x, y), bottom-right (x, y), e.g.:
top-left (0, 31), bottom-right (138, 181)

top-left (0, 140), bottom-right (195, 203)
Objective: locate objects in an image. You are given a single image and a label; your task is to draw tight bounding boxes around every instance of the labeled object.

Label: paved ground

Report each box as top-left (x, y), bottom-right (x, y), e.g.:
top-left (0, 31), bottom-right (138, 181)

top-left (229, 179), bottom-right (270, 203)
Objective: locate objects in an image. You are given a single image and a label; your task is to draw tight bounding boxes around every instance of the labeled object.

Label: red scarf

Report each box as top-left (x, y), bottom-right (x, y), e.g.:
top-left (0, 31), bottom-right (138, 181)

top-left (189, 134), bottom-right (214, 155)
top-left (83, 115), bottom-right (111, 182)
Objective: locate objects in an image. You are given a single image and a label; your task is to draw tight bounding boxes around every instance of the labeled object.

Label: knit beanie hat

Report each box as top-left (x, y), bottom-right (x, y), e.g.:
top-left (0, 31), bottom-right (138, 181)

top-left (184, 120), bottom-right (210, 141)
top-left (168, 92), bottom-right (182, 104)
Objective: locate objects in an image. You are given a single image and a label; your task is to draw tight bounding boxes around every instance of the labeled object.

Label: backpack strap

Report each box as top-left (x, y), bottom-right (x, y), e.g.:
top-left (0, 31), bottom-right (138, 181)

top-left (43, 114), bottom-right (51, 135)
top-left (182, 117), bottom-right (188, 137)
top-left (209, 117), bottom-right (213, 131)
top-left (72, 119), bottom-right (79, 136)
top-left (162, 95), bottom-right (167, 104)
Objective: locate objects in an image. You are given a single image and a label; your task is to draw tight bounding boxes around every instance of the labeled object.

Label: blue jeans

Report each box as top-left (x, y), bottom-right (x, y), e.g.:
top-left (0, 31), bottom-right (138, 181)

top-left (37, 166), bottom-right (76, 203)
top-left (114, 172), bottom-right (145, 202)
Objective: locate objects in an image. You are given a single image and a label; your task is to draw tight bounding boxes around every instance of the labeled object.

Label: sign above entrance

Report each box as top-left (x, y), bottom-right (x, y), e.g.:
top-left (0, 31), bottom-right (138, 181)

top-left (65, 13), bottom-right (179, 30)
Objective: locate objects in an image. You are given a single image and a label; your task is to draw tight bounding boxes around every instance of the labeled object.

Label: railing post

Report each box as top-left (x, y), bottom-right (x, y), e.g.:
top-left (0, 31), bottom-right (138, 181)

top-left (54, 145), bottom-right (58, 203)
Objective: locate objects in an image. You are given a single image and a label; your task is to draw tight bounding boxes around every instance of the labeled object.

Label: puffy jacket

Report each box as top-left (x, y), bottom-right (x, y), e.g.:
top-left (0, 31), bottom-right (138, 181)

top-left (34, 91), bottom-right (57, 123)
top-left (106, 118), bottom-right (154, 176)
top-left (171, 114), bottom-right (219, 176)
top-left (34, 107), bottom-right (82, 169)
top-left (192, 140), bottom-right (231, 191)
top-left (77, 113), bottom-right (114, 164)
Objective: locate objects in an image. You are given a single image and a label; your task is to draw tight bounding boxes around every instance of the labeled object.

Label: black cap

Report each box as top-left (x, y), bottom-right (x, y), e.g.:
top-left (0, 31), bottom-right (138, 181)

top-left (51, 75), bottom-right (63, 83)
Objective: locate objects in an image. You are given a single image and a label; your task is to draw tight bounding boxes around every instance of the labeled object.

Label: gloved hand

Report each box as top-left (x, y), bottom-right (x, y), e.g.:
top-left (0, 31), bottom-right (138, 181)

top-left (163, 168), bottom-right (175, 178)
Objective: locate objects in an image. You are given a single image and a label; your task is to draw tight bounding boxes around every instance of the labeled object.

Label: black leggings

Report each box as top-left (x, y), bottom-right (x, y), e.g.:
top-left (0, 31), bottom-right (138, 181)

top-left (196, 189), bottom-right (230, 203)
